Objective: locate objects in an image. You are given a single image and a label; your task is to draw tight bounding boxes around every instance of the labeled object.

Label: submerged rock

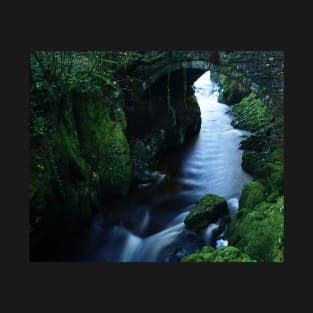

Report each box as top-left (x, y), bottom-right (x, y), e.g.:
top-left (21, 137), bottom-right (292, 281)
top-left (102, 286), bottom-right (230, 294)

top-left (184, 194), bottom-right (229, 230)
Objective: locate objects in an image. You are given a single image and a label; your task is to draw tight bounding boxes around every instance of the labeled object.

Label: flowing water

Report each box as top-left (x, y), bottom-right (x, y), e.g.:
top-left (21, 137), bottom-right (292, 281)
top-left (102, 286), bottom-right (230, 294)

top-left (79, 71), bottom-right (252, 262)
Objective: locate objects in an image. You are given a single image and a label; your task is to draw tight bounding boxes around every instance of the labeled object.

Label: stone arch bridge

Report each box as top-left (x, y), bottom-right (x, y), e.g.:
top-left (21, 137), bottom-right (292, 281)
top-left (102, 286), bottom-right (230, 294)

top-left (128, 50), bottom-right (283, 114)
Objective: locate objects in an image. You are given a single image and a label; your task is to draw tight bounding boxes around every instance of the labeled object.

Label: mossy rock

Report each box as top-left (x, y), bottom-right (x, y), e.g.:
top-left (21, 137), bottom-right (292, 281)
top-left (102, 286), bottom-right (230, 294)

top-left (100, 121), bottom-right (132, 194)
top-left (259, 147), bottom-right (284, 195)
top-left (184, 194), bottom-right (229, 230)
top-left (242, 147), bottom-right (284, 198)
top-left (242, 150), bottom-right (263, 176)
top-left (231, 93), bottom-right (273, 132)
top-left (239, 181), bottom-right (266, 210)
top-left (217, 74), bottom-right (249, 105)
top-left (228, 196), bottom-right (284, 262)
top-left (239, 127), bottom-right (271, 153)
top-left (181, 246), bottom-right (256, 263)
top-left (72, 92), bottom-right (132, 195)
top-left (30, 87), bottom-right (132, 228)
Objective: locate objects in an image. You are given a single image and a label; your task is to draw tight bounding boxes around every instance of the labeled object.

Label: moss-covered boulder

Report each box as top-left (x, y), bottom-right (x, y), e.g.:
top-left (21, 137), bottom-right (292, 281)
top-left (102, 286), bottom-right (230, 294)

top-left (228, 196), bottom-right (284, 262)
top-left (184, 194), bottom-right (229, 230)
top-left (232, 93), bottom-right (273, 132)
top-left (181, 246), bottom-right (256, 262)
top-left (239, 181), bottom-right (266, 210)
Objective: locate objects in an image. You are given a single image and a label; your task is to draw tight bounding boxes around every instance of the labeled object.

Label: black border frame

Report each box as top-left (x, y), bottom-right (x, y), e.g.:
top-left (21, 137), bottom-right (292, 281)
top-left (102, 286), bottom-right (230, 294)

top-left (2, 1), bottom-right (307, 310)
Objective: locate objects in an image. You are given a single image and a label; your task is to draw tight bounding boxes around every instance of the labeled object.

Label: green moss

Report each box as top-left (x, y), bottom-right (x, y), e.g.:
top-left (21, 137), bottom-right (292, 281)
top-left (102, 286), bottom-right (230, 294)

top-left (29, 85), bottom-right (133, 230)
top-left (58, 122), bottom-right (92, 182)
top-left (242, 147), bottom-right (284, 197)
top-left (29, 104), bottom-right (97, 224)
top-left (217, 74), bottom-right (249, 105)
top-left (239, 181), bottom-right (266, 210)
top-left (267, 190), bottom-right (280, 203)
top-left (184, 194), bottom-right (229, 230)
top-left (239, 127), bottom-right (271, 153)
top-left (181, 246), bottom-right (256, 263)
top-left (259, 147), bottom-right (284, 195)
top-left (100, 121), bottom-right (132, 194)
top-left (71, 90), bottom-right (132, 195)
top-left (232, 93), bottom-right (273, 132)
top-left (242, 150), bottom-right (263, 177)
top-left (228, 196), bottom-right (284, 262)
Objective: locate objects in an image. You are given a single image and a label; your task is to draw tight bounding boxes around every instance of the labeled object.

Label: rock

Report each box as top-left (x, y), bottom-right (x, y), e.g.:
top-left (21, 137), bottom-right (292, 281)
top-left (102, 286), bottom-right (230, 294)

top-left (184, 194), bottom-right (229, 230)
top-left (259, 147), bottom-right (284, 195)
top-left (241, 149), bottom-right (268, 177)
top-left (239, 128), bottom-right (271, 152)
top-left (239, 181), bottom-right (266, 210)
top-left (231, 92), bottom-right (273, 133)
top-left (228, 196), bottom-right (284, 262)
top-left (181, 246), bottom-right (256, 262)
top-left (217, 74), bottom-right (249, 105)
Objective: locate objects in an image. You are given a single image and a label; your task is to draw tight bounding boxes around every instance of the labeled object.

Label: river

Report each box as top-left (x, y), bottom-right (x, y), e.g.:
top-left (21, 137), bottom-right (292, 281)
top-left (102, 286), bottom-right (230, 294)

top-left (74, 70), bottom-right (252, 262)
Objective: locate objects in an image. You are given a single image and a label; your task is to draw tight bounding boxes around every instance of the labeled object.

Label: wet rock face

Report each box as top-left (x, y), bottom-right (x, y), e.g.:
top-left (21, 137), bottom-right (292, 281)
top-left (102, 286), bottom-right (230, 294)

top-left (126, 68), bottom-right (202, 174)
top-left (184, 194), bottom-right (229, 230)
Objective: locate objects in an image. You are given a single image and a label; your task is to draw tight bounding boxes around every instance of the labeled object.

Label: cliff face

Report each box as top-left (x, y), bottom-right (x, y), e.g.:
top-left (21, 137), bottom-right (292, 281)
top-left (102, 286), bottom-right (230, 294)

top-left (30, 85), bottom-right (132, 228)
top-left (125, 68), bottom-right (201, 181)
